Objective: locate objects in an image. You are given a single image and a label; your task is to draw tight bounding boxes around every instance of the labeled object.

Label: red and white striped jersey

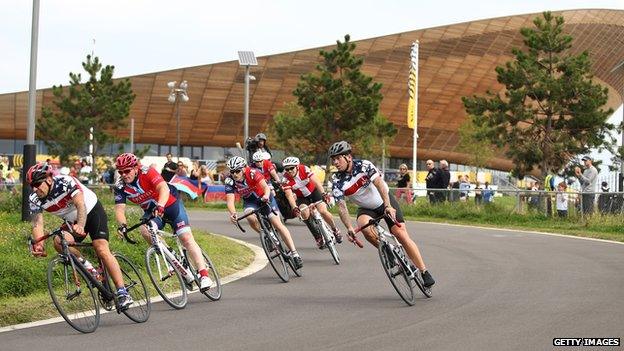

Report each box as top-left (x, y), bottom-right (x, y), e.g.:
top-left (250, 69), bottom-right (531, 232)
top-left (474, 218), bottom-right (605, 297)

top-left (282, 164), bottom-right (316, 198)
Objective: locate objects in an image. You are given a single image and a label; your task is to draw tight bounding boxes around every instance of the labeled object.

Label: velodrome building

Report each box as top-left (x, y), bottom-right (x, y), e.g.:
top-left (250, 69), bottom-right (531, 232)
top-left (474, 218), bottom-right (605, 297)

top-left (0, 9), bottom-right (623, 171)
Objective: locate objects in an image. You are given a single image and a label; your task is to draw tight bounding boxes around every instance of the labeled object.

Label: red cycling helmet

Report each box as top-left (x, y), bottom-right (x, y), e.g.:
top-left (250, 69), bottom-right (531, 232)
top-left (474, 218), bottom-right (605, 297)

top-left (116, 153), bottom-right (139, 170)
top-left (26, 162), bottom-right (52, 185)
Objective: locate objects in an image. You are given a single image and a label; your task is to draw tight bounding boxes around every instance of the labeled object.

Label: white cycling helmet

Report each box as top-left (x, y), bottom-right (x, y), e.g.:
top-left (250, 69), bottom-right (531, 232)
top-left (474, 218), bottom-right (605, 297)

top-left (252, 151), bottom-right (270, 162)
top-left (227, 156), bottom-right (247, 170)
top-left (282, 156), bottom-right (300, 167)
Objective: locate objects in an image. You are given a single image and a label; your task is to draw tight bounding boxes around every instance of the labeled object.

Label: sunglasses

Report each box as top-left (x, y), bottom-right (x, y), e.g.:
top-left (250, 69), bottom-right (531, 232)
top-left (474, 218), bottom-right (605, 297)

top-left (31, 180), bottom-right (45, 189)
top-left (284, 167), bottom-right (296, 171)
top-left (231, 169), bottom-right (243, 175)
top-left (118, 168), bottom-right (134, 175)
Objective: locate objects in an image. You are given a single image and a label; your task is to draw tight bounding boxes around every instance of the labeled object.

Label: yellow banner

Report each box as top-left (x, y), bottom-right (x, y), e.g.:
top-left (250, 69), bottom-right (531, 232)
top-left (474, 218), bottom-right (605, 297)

top-left (407, 69), bottom-right (416, 129)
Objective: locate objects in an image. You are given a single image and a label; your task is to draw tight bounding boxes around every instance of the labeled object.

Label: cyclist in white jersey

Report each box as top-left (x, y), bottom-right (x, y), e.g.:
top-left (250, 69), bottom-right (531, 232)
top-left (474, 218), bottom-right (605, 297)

top-left (328, 141), bottom-right (435, 287)
top-left (27, 162), bottom-right (133, 309)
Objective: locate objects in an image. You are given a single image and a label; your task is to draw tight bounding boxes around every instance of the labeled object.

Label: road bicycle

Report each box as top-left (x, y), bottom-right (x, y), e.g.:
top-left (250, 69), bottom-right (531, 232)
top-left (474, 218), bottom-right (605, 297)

top-left (353, 214), bottom-right (432, 306)
top-left (298, 202), bottom-right (340, 265)
top-left (124, 217), bottom-right (222, 310)
top-left (29, 221), bottom-right (150, 333)
top-left (234, 203), bottom-right (301, 282)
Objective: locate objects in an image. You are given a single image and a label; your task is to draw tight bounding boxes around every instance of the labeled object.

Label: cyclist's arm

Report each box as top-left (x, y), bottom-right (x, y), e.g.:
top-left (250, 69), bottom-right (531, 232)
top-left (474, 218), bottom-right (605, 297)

top-left (72, 191), bottom-right (87, 229)
top-left (226, 193), bottom-right (237, 216)
top-left (155, 181), bottom-right (170, 208)
top-left (309, 173), bottom-right (325, 194)
top-left (114, 203), bottom-right (127, 226)
top-left (337, 199), bottom-right (354, 232)
top-left (258, 178), bottom-right (271, 201)
top-left (372, 176), bottom-right (392, 209)
top-left (31, 212), bottom-right (45, 242)
top-left (283, 187), bottom-right (298, 210)
top-left (269, 168), bottom-right (281, 184)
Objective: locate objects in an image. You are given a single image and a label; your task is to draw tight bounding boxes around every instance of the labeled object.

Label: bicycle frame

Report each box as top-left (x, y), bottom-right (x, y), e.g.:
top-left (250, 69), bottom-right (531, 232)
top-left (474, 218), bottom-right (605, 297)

top-left (145, 222), bottom-right (196, 284)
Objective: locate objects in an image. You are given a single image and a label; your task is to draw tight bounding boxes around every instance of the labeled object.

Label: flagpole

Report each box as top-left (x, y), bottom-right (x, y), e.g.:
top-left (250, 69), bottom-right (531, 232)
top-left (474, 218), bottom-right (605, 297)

top-left (410, 41), bottom-right (419, 191)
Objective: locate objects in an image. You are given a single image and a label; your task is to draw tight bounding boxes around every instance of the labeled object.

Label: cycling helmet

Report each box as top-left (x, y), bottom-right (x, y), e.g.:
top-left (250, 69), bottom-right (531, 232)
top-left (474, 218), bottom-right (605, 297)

top-left (116, 153), bottom-right (139, 170)
top-left (252, 151), bottom-right (267, 162)
top-left (227, 156), bottom-right (247, 170)
top-left (282, 157), bottom-right (300, 167)
top-left (26, 162), bottom-right (52, 185)
top-left (255, 133), bottom-right (267, 141)
top-left (328, 141), bottom-right (352, 157)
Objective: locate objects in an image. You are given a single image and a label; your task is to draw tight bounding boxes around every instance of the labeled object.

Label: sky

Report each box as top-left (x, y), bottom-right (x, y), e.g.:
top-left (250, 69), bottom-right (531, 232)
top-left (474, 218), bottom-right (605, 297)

top-left (1, 0), bottom-right (623, 169)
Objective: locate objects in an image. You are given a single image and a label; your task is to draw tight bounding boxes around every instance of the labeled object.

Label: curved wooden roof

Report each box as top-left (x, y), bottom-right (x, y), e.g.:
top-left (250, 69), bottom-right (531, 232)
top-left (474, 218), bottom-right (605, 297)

top-left (1, 9), bottom-right (623, 170)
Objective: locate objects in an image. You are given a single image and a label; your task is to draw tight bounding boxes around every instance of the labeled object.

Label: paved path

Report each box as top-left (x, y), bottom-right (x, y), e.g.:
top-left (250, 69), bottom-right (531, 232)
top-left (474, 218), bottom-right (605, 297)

top-left (2, 211), bottom-right (623, 350)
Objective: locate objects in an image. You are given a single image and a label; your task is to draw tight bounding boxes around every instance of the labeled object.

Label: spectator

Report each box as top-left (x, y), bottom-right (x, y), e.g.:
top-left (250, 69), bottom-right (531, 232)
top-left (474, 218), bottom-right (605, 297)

top-left (189, 161), bottom-right (200, 181)
top-left (78, 159), bottom-right (92, 184)
top-left (395, 163), bottom-right (412, 204)
top-left (4, 171), bottom-right (17, 194)
top-left (556, 181), bottom-right (568, 218)
top-left (482, 181), bottom-right (494, 204)
top-left (438, 160), bottom-right (450, 202)
top-left (449, 179), bottom-right (460, 202)
top-left (425, 160), bottom-right (442, 204)
top-left (474, 181), bottom-right (483, 205)
top-left (575, 156), bottom-right (598, 214)
top-left (459, 175), bottom-right (470, 202)
top-left (161, 153), bottom-right (178, 182)
top-left (598, 181), bottom-right (612, 214)
top-left (176, 161), bottom-right (188, 177)
top-left (199, 165), bottom-right (213, 185)
top-left (245, 132), bottom-right (273, 163)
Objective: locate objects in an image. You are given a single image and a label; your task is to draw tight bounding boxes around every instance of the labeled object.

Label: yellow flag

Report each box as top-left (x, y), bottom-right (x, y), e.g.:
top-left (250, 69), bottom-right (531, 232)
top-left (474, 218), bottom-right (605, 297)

top-left (407, 43), bottom-right (418, 129)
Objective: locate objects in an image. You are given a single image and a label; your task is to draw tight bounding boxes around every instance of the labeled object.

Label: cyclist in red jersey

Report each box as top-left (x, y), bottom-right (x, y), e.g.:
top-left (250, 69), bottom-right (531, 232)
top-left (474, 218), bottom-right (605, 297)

top-left (113, 153), bottom-right (213, 291)
top-left (225, 156), bottom-right (303, 269)
top-left (281, 156), bottom-right (343, 249)
top-left (251, 151), bottom-right (281, 195)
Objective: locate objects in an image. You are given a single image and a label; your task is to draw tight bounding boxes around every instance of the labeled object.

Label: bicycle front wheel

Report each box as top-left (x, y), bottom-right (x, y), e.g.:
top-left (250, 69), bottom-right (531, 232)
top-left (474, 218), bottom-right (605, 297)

top-left (145, 246), bottom-right (188, 309)
top-left (114, 253), bottom-right (151, 322)
top-left (378, 243), bottom-right (415, 306)
top-left (47, 257), bottom-right (100, 333)
top-left (319, 219), bottom-right (340, 265)
top-left (260, 230), bottom-right (289, 282)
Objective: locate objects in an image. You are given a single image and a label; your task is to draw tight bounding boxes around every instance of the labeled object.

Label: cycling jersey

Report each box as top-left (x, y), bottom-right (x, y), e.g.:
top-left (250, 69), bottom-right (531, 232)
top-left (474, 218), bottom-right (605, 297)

top-left (251, 159), bottom-right (275, 185)
top-left (282, 165), bottom-right (316, 198)
top-left (224, 167), bottom-right (266, 201)
top-left (331, 159), bottom-right (388, 210)
top-left (114, 165), bottom-right (178, 210)
top-left (29, 175), bottom-right (98, 222)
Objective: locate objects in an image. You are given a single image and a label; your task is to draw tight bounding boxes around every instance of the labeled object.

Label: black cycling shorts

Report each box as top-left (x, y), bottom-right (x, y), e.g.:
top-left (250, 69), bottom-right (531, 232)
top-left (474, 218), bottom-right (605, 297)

top-left (71, 201), bottom-right (110, 242)
top-left (296, 188), bottom-right (323, 206)
top-left (356, 193), bottom-right (404, 229)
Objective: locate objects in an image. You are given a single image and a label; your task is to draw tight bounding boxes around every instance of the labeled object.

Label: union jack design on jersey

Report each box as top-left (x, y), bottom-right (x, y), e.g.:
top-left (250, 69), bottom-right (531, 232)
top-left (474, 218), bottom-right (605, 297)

top-left (29, 175), bottom-right (98, 222)
top-left (224, 167), bottom-right (266, 200)
top-left (114, 165), bottom-right (177, 209)
top-left (330, 159), bottom-right (387, 209)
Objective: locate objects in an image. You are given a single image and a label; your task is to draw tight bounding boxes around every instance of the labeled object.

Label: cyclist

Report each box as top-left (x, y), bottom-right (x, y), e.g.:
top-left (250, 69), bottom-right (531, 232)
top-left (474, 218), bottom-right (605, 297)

top-left (225, 156), bottom-right (303, 269)
top-left (251, 151), bottom-right (281, 195)
top-left (27, 162), bottom-right (134, 310)
top-left (328, 141), bottom-right (435, 288)
top-left (281, 156), bottom-right (343, 249)
top-left (113, 153), bottom-right (213, 291)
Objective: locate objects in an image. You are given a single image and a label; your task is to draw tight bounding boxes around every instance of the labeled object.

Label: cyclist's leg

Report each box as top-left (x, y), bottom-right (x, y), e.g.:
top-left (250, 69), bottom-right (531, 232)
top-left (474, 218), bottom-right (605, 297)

top-left (356, 208), bottom-right (380, 247)
top-left (243, 200), bottom-right (261, 233)
top-left (86, 202), bottom-right (126, 289)
top-left (385, 195), bottom-right (427, 272)
top-left (167, 200), bottom-right (206, 272)
top-left (52, 231), bottom-right (81, 256)
top-left (266, 197), bottom-right (297, 253)
top-left (316, 201), bottom-right (338, 230)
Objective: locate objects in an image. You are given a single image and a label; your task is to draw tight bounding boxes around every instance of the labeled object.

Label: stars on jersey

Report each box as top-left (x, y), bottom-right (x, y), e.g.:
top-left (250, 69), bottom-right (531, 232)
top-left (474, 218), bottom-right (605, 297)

top-left (330, 159), bottom-right (385, 209)
top-left (29, 175), bottom-right (98, 222)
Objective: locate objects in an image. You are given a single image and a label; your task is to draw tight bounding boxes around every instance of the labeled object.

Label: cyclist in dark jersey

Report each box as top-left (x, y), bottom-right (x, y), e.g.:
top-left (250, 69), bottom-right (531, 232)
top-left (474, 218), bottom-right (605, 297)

top-left (328, 141), bottom-right (435, 288)
top-left (28, 162), bottom-right (134, 309)
top-left (113, 153), bottom-right (213, 291)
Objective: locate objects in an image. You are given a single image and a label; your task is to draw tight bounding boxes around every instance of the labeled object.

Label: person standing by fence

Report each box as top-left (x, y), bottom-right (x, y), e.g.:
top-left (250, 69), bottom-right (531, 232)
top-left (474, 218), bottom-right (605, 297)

top-left (575, 156), bottom-right (597, 215)
top-left (395, 164), bottom-right (412, 204)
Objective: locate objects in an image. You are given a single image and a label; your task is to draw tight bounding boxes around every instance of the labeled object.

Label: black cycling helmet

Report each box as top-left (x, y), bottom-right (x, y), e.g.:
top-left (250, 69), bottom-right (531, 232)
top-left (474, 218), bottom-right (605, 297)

top-left (328, 141), bottom-right (352, 157)
top-left (255, 133), bottom-right (267, 141)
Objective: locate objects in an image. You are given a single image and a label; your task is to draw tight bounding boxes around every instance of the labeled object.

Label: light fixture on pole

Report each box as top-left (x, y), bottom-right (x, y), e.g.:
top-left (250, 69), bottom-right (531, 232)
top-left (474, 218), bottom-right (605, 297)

top-left (237, 51), bottom-right (258, 146)
top-left (167, 80), bottom-right (189, 161)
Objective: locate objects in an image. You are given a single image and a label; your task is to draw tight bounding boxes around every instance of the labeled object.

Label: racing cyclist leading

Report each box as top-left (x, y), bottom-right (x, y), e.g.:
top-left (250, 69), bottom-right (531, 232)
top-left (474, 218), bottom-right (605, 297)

top-left (328, 141), bottom-right (435, 288)
top-left (113, 153), bottom-right (213, 291)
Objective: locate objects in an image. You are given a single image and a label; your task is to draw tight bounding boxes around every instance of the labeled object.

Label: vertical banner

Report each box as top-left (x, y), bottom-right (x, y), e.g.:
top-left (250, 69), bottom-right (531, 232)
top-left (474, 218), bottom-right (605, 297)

top-left (408, 41), bottom-right (419, 190)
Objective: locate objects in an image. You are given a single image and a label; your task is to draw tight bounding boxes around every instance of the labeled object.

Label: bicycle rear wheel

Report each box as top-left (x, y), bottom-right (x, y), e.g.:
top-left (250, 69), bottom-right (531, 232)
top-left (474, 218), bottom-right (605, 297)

top-left (378, 242), bottom-right (415, 306)
top-left (189, 249), bottom-right (222, 301)
top-left (47, 257), bottom-right (100, 333)
top-left (114, 253), bottom-right (151, 322)
top-left (318, 219), bottom-right (340, 265)
top-left (260, 229), bottom-right (289, 282)
top-left (145, 246), bottom-right (188, 309)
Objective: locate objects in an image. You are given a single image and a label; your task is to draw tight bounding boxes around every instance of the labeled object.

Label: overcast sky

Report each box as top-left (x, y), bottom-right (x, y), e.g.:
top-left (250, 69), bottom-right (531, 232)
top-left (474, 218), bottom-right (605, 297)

top-left (1, 0), bottom-right (623, 169)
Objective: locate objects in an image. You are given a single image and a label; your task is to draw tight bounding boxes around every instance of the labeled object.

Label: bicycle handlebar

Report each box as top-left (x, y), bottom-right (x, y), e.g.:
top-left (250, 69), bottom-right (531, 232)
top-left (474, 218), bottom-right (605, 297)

top-left (28, 219), bottom-right (74, 257)
top-left (233, 201), bottom-right (278, 233)
top-left (123, 216), bottom-right (156, 244)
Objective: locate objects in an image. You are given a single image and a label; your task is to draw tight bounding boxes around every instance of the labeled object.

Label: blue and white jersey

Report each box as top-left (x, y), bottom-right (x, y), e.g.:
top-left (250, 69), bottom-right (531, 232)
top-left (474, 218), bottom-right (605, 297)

top-left (330, 159), bottom-right (387, 209)
top-left (29, 175), bottom-right (98, 222)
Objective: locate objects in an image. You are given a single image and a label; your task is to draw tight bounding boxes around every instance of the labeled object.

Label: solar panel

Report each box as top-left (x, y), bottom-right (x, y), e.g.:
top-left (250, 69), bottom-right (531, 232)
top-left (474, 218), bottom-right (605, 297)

top-left (237, 51), bottom-right (258, 66)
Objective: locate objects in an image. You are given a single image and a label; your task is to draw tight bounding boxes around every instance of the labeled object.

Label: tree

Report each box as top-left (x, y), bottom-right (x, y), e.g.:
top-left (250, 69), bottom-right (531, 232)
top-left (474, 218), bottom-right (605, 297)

top-left (457, 119), bottom-right (494, 175)
top-left (271, 35), bottom-right (394, 180)
top-left (462, 12), bottom-right (615, 180)
top-left (39, 55), bottom-right (135, 165)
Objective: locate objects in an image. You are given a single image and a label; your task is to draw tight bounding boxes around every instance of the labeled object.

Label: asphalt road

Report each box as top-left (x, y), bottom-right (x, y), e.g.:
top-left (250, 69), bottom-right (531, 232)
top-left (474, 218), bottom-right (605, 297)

top-left (2, 211), bottom-right (623, 351)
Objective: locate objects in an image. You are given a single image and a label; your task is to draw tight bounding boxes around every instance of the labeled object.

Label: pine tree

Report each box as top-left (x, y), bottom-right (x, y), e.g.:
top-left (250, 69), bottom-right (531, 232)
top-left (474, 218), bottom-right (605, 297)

top-left (462, 12), bottom-right (615, 179)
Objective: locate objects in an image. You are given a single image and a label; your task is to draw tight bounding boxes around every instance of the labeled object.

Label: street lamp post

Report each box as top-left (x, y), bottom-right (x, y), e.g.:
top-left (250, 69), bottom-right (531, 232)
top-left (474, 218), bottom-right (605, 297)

top-left (237, 51), bottom-right (258, 145)
top-left (167, 80), bottom-right (189, 161)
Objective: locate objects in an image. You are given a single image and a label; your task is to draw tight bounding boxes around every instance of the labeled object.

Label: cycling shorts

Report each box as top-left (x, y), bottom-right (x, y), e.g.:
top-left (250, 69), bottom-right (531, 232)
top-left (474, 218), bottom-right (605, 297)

top-left (65, 200), bottom-right (109, 242)
top-left (295, 188), bottom-right (323, 206)
top-left (143, 199), bottom-right (191, 236)
top-left (243, 196), bottom-right (279, 218)
top-left (356, 193), bottom-right (404, 229)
